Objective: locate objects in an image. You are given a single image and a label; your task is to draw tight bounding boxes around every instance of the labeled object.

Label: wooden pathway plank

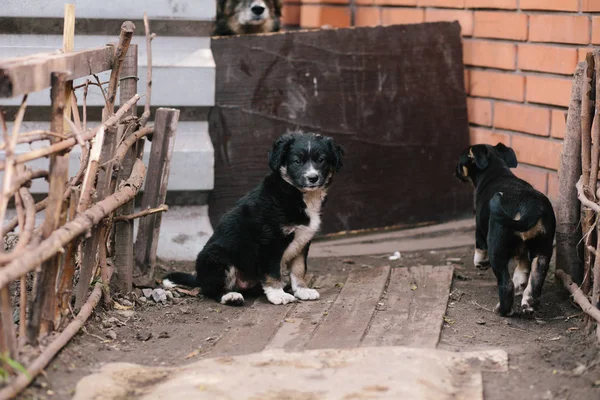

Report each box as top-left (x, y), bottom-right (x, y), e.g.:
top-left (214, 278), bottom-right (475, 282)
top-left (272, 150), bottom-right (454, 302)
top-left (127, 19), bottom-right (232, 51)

top-left (362, 265), bottom-right (454, 348)
top-left (305, 266), bottom-right (390, 350)
top-left (265, 271), bottom-right (347, 352)
top-left (208, 274), bottom-right (316, 357)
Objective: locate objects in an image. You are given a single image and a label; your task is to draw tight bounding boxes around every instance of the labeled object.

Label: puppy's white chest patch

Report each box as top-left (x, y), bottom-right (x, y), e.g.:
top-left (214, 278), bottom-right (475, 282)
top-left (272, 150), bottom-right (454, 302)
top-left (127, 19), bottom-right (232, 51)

top-left (281, 189), bottom-right (326, 263)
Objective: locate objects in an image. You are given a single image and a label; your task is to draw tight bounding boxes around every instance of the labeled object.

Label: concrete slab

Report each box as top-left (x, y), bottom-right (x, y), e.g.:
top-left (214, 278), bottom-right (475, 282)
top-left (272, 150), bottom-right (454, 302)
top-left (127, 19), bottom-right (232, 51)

top-left (135, 205), bottom-right (213, 261)
top-left (72, 346), bottom-right (508, 400)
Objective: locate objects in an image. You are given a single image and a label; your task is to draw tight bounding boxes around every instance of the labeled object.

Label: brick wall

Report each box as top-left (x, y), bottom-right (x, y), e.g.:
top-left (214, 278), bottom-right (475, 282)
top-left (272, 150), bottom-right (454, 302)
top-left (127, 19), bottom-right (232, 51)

top-left (281, 0), bottom-right (600, 202)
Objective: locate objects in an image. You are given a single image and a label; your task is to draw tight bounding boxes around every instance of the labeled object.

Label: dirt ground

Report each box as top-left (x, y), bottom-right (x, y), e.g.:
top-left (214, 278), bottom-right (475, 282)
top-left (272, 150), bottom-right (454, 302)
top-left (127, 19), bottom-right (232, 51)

top-left (16, 241), bottom-right (600, 400)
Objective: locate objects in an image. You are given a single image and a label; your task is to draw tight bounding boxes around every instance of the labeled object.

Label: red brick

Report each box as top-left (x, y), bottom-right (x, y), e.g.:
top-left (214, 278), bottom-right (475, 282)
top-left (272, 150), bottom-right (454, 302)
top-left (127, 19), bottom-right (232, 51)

top-left (579, 47), bottom-right (595, 63)
top-left (547, 172), bottom-right (559, 201)
top-left (302, 0), bottom-right (349, 3)
top-left (469, 127), bottom-right (510, 146)
top-left (551, 109), bottom-right (567, 139)
top-left (493, 102), bottom-right (550, 136)
top-left (282, 4), bottom-right (301, 26)
top-left (374, 0), bottom-right (417, 4)
top-left (529, 15), bottom-right (590, 45)
top-left (520, 0), bottom-right (578, 11)
top-left (464, 0), bottom-right (516, 8)
top-left (467, 97), bottom-right (492, 126)
top-left (425, 9), bottom-right (473, 36)
top-left (582, 0), bottom-right (600, 12)
top-left (513, 165), bottom-right (548, 194)
top-left (593, 17), bottom-right (600, 45)
top-left (417, 0), bottom-right (465, 7)
top-left (464, 70), bottom-right (470, 94)
top-left (469, 70), bottom-right (524, 101)
top-left (517, 44), bottom-right (578, 75)
top-left (526, 75), bottom-right (573, 107)
top-left (511, 135), bottom-right (562, 170)
top-left (381, 8), bottom-right (424, 25)
top-left (300, 5), bottom-right (351, 28)
top-left (473, 11), bottom-right (527, 41)
top-left (355, 7), bottom-right (380, 26)
top-left (463, 39), bottom-right (515, 70)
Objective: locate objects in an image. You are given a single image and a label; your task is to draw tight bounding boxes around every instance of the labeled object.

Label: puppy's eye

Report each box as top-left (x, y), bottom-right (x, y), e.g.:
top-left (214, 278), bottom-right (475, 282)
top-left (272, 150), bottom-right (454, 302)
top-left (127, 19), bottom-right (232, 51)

top-left (317, 157), bottom-right (325, 163)
top-left (294, 159), bottom-right (302, 165)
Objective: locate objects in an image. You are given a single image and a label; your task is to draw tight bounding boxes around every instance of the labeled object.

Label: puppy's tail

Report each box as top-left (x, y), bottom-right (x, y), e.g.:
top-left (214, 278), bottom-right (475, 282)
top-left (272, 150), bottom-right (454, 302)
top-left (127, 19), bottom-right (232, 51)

top-left (489, 192), bottom-right (539, 232)
top-left (162, 272), bottom-right (199, 288)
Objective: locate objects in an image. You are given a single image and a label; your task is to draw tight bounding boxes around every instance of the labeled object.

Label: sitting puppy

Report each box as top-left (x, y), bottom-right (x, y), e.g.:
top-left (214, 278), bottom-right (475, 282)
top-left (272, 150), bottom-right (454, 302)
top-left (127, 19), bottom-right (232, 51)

top-left (455, 143), bottom-right (556, 316)
top-left (214, 0), bottom-right (282, 36)
top-left (163, 131), bottom-right (344, 306)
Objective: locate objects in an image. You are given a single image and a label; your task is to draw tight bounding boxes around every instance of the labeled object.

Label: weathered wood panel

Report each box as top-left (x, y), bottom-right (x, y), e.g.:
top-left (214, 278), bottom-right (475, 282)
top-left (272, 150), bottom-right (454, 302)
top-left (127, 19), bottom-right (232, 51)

top-left (362, 265), bottom-right (454, 348)
top-left (305, 266), bottom-right (390, 349)
top-left (209, 22), bottom-right (471, 234)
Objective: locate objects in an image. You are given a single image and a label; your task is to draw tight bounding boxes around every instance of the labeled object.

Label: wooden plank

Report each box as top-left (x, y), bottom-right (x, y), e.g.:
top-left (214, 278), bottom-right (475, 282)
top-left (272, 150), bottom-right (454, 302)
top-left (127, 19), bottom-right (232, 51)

top-left (134, 108), bottom-right (180, 283)
top-left (208, 22), bottom-right (471, 234)
top-left (305, 266), bottom-right (390, 350)
top-left (113, 44), bottom-right (139, 294)
top-left (208, 297), bottom-right (296, 358)
top-left (3, 0), bottom-right (216, 21)
top-left (362, 265), bottom-right (454, 348)
top-left (265, 271), bottom-right (348, 352)
top-left (0, 46), bottom-right (114, 98)
top-left (27, 71), bottom-right (70, 342)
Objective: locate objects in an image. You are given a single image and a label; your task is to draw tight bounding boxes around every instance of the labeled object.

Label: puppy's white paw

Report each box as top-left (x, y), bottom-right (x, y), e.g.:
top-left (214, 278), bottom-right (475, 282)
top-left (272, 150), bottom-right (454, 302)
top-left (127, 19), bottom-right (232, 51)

top-left (220, 292), bottom-right (244, 306)
top-left (265, 288), bottom-right (297, 305)
top-left (473, 248), bottom-right (490, 270)
top-left (294, 287), bottom-right (320, 301)
top-left (162, 279), bottom-right (177, 289)
top-left (512, 273), bottom-right (529, 297)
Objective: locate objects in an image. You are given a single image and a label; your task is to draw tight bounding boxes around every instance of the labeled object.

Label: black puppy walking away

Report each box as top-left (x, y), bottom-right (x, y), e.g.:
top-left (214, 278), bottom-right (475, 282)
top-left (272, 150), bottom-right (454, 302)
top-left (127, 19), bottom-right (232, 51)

top-left (163, 131), bottom-right (344, 306)
top-left (456, 143), bottom-right (556, 316)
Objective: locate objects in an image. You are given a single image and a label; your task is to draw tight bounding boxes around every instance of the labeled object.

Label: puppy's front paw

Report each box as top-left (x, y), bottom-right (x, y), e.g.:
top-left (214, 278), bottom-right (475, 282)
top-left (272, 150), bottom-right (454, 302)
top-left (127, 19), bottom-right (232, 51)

top-left (265, 289), bottom-right (297, 305)
top-left (220, 292), bottom-right (244, 306)
top-left (494, 302), bottom-right (514, 317)
top-left (474, 249), bottom-right (490, 270)
top-left (294, 287), bottom-right (320, 301)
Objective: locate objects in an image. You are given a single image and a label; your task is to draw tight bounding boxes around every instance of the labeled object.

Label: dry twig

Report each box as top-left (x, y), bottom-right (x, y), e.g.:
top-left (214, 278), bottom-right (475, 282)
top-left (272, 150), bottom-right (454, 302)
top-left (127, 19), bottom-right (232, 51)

top-left (115, 204), bottom-right (168, 222)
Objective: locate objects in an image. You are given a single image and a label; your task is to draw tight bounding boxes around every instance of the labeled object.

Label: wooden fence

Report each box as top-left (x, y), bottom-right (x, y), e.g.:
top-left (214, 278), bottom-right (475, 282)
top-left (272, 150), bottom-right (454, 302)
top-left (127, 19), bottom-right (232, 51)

top-left (0, 7), bottom-right (179, 397)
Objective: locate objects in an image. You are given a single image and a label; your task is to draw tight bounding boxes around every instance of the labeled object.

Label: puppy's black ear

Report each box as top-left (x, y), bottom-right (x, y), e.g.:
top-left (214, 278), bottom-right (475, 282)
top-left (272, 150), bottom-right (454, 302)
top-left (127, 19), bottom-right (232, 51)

top-left (268, 134), bottom-right (294, 171)
top-left (273, 0), bottom-right (283, 17)
top-left (494, 142), bottom-right (518, 168)
top-left (469, 146), bottom-right (489, 170)
top-left (216, 0), bottom-right (226, 16)
top-left (326, 137), bottom-right (344, 172)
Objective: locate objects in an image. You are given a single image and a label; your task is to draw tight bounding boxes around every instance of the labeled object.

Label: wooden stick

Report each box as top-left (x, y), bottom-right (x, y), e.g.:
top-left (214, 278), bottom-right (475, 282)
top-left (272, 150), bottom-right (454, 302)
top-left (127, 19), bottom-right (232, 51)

top-left (16, 187), bottom-right (34, 349)
top-left (1, 199), bottom-right (46, 237)
top-left (113, 43), bottom-right (139, 294)
top-left (0, 95), bottom-right (28, 357)
top-left (581, 53), bottom-right (595, 294)
top-left (0, 267), bottom-right (113, 400)
top-left (0, 46), bottom-right (114, 98)
top-left (556, 269), bottom-right (600, 328)
top-left (28, 71), bottom-right (71, 343)
top-left (115, 204), bottom-right (168, 222)
top-left (577, 176), bottom-right (600, 213)
top-left (106, 21), bottom-right (136, 114)
top-left (0, 94), bottom-right (141, 171)
top-left (134, 108), bottom-right (180, 282)
top-left (114, 126), bottom-right (153, 163)
top-left (140, 13), bottom-right (153, 127)
top-left (593, 53), bottom-right (600, 310)
top-left (54, 188), bottom-right (79, 329)
top-left (0, 159), bottom-right (146, 290)
top-left (556, 62), bottom-right (585, 283)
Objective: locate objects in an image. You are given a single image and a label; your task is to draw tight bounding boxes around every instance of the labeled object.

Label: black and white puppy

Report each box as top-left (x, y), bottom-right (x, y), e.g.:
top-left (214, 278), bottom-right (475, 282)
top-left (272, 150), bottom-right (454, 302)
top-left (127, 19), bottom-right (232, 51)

top-left (163, 131), bottom-right (344, 306)
top-left (455, 143), bottom-right (556, 317)
top-left (214, 0), bottom-right (282, 36)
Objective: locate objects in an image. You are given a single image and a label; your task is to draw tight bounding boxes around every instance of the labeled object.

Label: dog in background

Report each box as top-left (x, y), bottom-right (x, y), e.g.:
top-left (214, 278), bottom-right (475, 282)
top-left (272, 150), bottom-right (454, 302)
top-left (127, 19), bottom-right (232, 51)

top-left (214, 0), bottom-right (283, 36)
top-left (163, 131), bottom-right (344, 306)
top-left (455, 143), bottom-right (556, 317)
